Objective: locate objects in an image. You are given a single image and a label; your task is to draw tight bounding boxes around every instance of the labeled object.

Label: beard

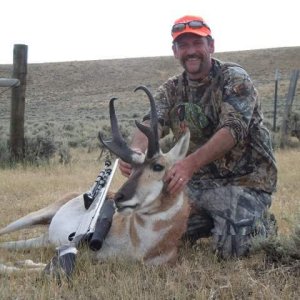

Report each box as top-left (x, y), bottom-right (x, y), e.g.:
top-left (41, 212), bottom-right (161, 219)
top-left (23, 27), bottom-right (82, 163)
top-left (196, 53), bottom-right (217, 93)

top-left (181, 54), bottom-right (210, 79)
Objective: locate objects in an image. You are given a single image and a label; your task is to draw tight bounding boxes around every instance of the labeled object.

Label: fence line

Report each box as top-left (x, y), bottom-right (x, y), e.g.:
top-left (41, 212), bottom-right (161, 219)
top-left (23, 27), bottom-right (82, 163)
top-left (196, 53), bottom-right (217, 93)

top-left (280, 70), bottom-right (299, 147)
top-left (0, 51), bottom-right (299, 154)
top-left (0, 78), bottom-right (20, 87)
top-left (0, 44), bottom-right (28, 161)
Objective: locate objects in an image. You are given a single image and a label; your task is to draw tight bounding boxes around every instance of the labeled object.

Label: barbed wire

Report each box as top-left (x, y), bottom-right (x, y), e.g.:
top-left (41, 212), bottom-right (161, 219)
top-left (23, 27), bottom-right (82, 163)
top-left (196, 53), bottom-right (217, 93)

top-left (0, 82), bottom-right (19, 96)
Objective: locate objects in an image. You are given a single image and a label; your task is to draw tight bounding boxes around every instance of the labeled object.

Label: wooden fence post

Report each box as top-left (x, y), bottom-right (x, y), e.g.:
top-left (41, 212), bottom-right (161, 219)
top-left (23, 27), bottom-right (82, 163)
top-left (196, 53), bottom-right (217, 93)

top-left (280, 69), bottom-right (299, 148)
top-left (10, 44), bottom-right (28, 161)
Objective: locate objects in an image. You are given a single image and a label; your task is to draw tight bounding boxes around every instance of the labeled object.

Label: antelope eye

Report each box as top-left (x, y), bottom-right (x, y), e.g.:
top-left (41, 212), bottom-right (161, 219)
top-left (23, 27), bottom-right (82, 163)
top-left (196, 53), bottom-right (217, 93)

top-left (152, 163), bottom-right (165, 172)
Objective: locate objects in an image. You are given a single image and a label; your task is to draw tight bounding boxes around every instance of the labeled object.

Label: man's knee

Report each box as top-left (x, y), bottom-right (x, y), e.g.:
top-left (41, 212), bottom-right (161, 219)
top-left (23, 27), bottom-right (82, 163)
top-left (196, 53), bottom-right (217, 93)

top-left (211, 211), bottom-right (277, 259)
top-left (212, 234), bottom-right (251, 259)
top-left (184, 208), bottom-right (214, 243)
top-left (185, 186), bottom-right (276, 257)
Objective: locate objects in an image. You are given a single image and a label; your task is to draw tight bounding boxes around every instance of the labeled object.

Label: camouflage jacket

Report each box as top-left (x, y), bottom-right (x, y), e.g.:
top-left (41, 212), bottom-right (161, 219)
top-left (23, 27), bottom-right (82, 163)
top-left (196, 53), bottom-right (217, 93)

top-left (144, 58), bottom-right (277, 193)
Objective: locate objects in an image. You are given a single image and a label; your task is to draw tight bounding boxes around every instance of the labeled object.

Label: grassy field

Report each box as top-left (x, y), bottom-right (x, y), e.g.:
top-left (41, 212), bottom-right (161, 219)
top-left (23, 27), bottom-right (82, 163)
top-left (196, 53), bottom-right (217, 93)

top-left (0, 149), bottom-right (299, 299)
top-left (0, 47), bottom-right (300, 298)
top-left (1, 47), bottom-right (300, 152)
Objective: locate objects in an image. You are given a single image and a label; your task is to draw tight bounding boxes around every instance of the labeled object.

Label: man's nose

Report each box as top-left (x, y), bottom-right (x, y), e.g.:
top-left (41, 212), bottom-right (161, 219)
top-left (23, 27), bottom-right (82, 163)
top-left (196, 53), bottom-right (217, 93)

top-left (186, 44), bottom-right (197, 54)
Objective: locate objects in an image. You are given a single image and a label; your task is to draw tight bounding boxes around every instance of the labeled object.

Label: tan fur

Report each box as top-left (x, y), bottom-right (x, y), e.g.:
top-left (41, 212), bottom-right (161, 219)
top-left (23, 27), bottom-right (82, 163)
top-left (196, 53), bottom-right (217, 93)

top-left (129, 215), bottom-right (141, 248)
top-left (152, 195), bottom-right (190, 232)
top-left (109, 215), bottom-right (127, 237)
top-left (0, 129), bottom-right (191, 270)
top-left (144, 195), bottom-right (190, 264)
top-left (96, 190), bottom-right (191, 265)
top-left (135, 214), bottom-right (146, 227)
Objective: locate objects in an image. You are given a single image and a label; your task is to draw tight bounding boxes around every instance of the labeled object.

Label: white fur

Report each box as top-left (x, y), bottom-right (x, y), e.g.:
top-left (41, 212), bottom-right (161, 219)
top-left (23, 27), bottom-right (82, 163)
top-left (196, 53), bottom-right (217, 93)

top-left (0, 130), bottom-right (190, 273)
top-left (49, 195), bottom-right (86, 245)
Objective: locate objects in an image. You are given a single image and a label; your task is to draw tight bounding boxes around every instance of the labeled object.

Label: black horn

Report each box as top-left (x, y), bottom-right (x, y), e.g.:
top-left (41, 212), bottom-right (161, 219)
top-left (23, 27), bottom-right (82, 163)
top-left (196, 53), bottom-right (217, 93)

top-left (98, 98), bottom-right (144, 165)
top-left (134, 86), bottom-right (160, 159)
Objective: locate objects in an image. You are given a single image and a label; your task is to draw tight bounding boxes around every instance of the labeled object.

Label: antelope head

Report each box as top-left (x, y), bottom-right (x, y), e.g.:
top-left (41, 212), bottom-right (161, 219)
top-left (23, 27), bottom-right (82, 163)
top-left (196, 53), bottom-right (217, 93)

top-left (99, 86), bottom-right (190, 214)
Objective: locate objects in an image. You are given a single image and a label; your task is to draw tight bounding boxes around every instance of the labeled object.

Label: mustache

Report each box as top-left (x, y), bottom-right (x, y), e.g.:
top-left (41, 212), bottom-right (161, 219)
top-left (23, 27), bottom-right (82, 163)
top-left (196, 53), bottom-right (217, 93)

top-left (183, 54), bottom-right (202, 63)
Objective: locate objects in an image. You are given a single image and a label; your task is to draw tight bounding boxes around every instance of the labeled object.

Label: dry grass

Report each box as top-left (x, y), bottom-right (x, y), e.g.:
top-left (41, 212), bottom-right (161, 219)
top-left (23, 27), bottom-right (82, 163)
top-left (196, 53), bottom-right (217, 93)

top-left (272, 149), bottom-right (300, 234)
top-left (0, 148), bottom-right (299, 299)
top-left (0, 47), bottom-right (299, 298)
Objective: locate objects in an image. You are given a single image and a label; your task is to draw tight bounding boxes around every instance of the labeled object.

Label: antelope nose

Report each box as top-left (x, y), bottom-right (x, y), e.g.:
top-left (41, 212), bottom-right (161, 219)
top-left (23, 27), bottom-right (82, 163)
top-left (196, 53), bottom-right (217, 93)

top-left (114, 192), bottom-right (125, 203)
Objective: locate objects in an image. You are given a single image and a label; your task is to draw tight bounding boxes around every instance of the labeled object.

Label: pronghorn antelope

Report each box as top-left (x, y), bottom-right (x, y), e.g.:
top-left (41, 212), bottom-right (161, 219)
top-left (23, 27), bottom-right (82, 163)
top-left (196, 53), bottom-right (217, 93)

top-left (0, 86), bottom-right (190, 273)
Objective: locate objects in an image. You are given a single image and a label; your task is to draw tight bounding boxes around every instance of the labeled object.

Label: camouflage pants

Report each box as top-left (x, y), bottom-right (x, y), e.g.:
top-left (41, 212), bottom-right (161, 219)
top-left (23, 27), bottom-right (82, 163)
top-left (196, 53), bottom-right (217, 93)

top-left (185, 185), bottom-right (274, 259)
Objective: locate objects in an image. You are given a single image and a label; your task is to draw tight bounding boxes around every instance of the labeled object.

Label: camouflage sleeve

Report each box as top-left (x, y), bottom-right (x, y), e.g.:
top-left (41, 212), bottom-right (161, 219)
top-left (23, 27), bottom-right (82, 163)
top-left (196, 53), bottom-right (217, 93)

top-left (219, 66), bottom-right (258, 142)
top-left (143, 77), bottom-right (178, 138)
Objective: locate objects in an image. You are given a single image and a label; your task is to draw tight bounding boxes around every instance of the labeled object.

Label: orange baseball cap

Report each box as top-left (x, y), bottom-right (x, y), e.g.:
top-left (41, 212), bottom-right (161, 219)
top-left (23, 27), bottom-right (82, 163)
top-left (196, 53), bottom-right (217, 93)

top-left (171, 15), bottom-right (211, 41)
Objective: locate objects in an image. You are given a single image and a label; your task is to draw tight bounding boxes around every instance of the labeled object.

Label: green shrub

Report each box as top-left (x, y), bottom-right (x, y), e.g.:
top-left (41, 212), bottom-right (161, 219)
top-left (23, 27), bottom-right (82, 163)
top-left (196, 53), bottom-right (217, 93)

top-left (24, 135), bottom-right (56, 164)
top-left (0, 139), bottom-right (11, 167)
top-left (0, 134), bottom-right (71, 167)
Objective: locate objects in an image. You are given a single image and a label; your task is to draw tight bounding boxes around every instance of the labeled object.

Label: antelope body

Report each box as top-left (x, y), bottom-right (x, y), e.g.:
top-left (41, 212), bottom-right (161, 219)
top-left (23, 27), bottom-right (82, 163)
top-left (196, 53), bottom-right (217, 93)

top-left (0, 86), bottom-right (190, 272)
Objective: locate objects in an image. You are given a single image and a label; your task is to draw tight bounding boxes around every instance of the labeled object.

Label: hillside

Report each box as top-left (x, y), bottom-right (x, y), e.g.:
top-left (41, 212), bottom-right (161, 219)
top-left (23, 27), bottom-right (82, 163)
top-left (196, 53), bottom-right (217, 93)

top-left (0, 47), bottom-right (299, 147)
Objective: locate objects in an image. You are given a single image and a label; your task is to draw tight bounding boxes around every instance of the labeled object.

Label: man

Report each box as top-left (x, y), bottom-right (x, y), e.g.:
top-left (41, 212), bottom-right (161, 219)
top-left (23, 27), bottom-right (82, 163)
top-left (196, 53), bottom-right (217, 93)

top-left (119, 15), bottom-right (277, 259)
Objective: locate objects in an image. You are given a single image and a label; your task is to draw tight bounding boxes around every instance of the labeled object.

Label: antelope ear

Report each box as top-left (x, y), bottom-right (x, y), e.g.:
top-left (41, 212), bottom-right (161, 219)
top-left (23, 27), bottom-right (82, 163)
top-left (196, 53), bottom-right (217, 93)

top-left (166, 129), bottom-right (190, 164)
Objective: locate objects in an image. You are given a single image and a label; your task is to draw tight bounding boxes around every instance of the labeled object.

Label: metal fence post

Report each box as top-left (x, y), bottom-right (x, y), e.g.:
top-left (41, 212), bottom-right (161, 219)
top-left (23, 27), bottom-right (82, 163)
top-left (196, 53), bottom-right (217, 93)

top-left (280, 69), bottom-right (299, 148)
top-left (273, 69), bottom-right (280, 131)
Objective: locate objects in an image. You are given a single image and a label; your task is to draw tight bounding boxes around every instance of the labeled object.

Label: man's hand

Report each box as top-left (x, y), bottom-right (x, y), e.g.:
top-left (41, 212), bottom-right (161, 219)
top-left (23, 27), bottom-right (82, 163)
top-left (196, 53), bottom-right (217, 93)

top-left (164, 156), bottom-right (195, 195)
top-left (164, 127), bottom-right (236, 195)
top-left (118, 148), bottom-right (144, 178)
top-left (119, 160), bottom-right (132, 178)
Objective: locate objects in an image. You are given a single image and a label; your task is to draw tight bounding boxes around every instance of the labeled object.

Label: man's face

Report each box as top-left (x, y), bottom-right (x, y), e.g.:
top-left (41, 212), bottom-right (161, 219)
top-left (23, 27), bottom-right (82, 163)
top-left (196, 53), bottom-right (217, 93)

top-left (172, 33), bottom-right (214, 80)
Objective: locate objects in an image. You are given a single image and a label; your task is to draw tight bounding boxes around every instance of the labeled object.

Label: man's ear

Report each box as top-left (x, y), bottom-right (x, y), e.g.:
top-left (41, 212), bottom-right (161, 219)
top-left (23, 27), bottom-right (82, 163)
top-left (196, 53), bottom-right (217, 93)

top-left (172, 44), bottom-right (179, 59)
top-left (208, 38), bottom-right (215, 54)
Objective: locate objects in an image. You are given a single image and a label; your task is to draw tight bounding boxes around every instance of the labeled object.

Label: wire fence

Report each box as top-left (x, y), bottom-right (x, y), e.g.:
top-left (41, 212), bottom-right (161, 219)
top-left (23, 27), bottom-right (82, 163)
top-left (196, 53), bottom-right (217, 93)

top-left (0, 64), bottom-right (299, 151)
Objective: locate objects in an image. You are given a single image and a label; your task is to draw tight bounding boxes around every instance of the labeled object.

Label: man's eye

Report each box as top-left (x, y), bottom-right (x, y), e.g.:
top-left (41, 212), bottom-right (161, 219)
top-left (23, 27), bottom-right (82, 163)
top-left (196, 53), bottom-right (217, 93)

top-left (194, 40), bottom-right (204, 47)
top-left (177, 43), bottom-right (188, 49)
top-left (152, 163), bottom-right (165, 172)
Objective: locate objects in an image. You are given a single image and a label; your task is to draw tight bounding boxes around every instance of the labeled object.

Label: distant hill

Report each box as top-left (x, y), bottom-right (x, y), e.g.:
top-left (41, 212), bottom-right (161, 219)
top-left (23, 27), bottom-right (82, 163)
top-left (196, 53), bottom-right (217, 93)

top-left (0, 47), bottom-right (299, 146)
top-left (1, 46), bottom-right (299, 97)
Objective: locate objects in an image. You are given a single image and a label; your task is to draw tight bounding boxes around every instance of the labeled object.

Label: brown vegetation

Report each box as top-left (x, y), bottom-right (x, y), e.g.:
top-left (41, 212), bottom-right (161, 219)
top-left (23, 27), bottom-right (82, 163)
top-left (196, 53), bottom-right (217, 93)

top-left (0, 149), bottom-right (299, 299)
top-left (1, 47), bottom-right (300, 151)
top-left (0, 47), bottom-right (299, 298)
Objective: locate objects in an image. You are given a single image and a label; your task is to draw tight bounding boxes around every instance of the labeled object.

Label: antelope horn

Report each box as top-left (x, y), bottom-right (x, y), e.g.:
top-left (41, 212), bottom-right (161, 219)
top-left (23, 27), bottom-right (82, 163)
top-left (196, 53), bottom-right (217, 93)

top-left (98, 98), bottom-right (144, 165)
top-left (134, 86), bottom-right (160, 159)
